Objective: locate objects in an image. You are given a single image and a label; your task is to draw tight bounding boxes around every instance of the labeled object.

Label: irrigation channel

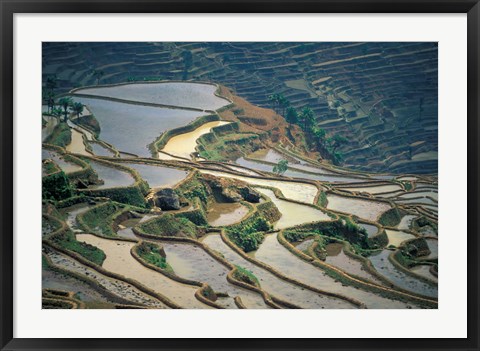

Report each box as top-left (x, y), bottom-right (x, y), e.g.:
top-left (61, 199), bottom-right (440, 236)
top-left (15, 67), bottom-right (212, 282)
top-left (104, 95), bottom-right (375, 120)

top-left (42, 81), bottom-right (438, 309)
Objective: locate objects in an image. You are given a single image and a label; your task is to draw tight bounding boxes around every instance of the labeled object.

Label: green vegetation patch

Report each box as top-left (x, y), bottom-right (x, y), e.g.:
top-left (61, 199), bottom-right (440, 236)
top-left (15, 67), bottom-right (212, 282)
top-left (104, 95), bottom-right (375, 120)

top-left (175, 204), bottom-right (208, 226)
top-left (378, 207), bottom-right (402, 227)
top-left (44, 122), bottom-right (72, 148)
top-left (176, 175), bottom-right (210, 206)
top-left (233, 265), bottom-right (260, 287)
top-left (226, 215), bottom-right (272, 252)
top-left (317, 191), bottom-right (328, 208)
top-left (137, 213), bottom-right (199, 239)
top-left (83, 186), bottom-right (146, 208)
top-left (198, 132), bottom-right (264, 162)
top-left (256, 201), bottom-right (281, 223)
top-left (77, 202), bottom-right (120, 236)
top-left (288, 218), bottom-right (369, 248)
top-left (136, 241), bottom-right (173, 273)
top-left (42, 170), bottom-right (74, 201)
top-left (42, 215), bottom-right (62, 236)
top-left (50, 230), bottom-right (105, 266)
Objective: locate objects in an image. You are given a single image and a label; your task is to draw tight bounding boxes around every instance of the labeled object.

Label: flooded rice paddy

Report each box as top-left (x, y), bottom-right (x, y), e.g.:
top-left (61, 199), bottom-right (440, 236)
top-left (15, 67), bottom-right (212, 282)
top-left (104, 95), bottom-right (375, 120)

top-left (89, 142), bottom-right (115, 157)
top-left (71, 97), bottom-right (204, 156)
top-left (120, 162), bottom-right (188, 189)
top-left (255, 188), bottom-right (330, 229)
top-left (43, 80), bottom-right (438, 309)
top-left (42, 150), bottom-right (82, 174)
top-left (385, 230), bottom-right (416, 248)
top-left (200, 169), bottom-right (319, 204)
top-left (201, 233), bottom-right (355, 309)
top-left (76, 234), bottom-right (210, 308)
top-left (74, 82), bottom-right (229, 110)
top-left (369, 250), bottom-right (437, 298)
top-left (66, 129), bottom-right (90, 156)
top-left (357, 223), bottom-right (379, 238)
top-left (162, 121), bottom-right (231, 159)
top-left (45, 248), bottom-right (168, 308)
top-left (326, 194), bottom-right (392, 221)
top-left (252, 233), bottom-right (413, 308)
top-left (206, 202), bottom-right (249, 227)
top-left (340, 184), bottom-right (403, 194)
top-left (158, 241), bottom-right (269, 308)
top-left (87, 161), bottom-right (135, 189)
top-left (236, 157), bottom-right (363, 183)
top-left (324, 243), bottom-right (384, 285)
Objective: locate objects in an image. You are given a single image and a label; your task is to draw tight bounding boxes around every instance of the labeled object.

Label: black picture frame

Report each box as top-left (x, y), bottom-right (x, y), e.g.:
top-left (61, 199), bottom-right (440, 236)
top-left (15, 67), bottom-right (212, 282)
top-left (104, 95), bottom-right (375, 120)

top-left (1, 1), bottom-right (479, 350)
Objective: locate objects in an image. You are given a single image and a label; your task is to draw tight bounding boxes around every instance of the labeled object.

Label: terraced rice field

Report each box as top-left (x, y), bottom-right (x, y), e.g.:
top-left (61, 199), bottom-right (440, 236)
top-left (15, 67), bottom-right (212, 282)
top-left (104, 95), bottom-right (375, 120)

top-left (71, 96), bottom-right (204, 156)
top-left (326, 194), bottom-right (392, 221)
top-left (74, 82), bottom-right (230, 110)
top-left (42, 45), bottom-right (438, 310)
top-left (162, 121), bottom-right (231, 159)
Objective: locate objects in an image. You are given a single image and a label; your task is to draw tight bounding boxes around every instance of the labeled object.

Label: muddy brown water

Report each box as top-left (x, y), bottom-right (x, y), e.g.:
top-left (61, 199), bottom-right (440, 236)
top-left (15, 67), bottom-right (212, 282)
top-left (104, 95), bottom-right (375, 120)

top-left (206, 202), bottom-right (249, 227)
top-left (324, 243), bottom-right (385, 285)
top-left (60, 203), bottom-right (94, 233)
top-left (76, 234), bottom-right (211, 309)
top-left (162, 121), bottom-right (231, 159)
top-left (255, 188), bottom-right (330, 229)
top-left (326, 194), bottom-right (391, 221)
top-left (71, 96), bottom-right (204, 157)
top-left (158, 240), bottom-right (269, 309)
top-left (199, 169), bottom-right (319, 204)
top-left (66, 128), bottom-right (91, 156)
top-left (201, 233), bottom-right (355, 309)
top-left (45, 248), bottom-right (168, 308)
top-left (116, 218), bottom-right (141, 240)
top-left (251, 233), bottom-right (415, 308)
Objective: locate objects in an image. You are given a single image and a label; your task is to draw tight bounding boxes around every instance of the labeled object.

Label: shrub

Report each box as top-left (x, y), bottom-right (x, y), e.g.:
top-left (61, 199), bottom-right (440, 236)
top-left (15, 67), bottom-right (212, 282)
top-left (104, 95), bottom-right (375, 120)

top-left (226, 216), bottom-right (272, 252)
top-left (77, 202), bottom-right (119, 236)
top-left (378, 207), bottom-right (402, 227)
top-left (50, 230), bottom-right (105, 265)
top-left (44, 122), bottom-right (72, 148)
top-left (138, 213), bottom-right (199, 238)
top-left (42, 171), bottom-right (74, 201)
top-left (233, 265), bottom-right (260, 287)
top-left (136, 241), bottom-right (173, 273)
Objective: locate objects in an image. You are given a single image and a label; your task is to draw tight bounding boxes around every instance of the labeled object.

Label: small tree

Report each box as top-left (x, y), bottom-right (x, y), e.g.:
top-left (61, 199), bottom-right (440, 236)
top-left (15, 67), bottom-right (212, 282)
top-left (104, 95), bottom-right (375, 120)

top-left (58, 97), bottom-right (73, 122)
top-left (285, 106), bottom-right (298, 124)
top-left (71, 102), bottom-right (84, 118)
top-left (273, 159), bottom-right (288, 175)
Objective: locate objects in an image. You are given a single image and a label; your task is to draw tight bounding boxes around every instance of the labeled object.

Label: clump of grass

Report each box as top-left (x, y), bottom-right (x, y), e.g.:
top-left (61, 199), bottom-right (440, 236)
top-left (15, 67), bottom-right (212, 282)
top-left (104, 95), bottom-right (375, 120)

top-left (234, 265), bottom-right (260, 287)
top-left (50, 230), bottom-right (106, 265)
top-left (136, 241), bottom-right (173, 273)
top-left (44, 122), bottom-right (72, 148)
